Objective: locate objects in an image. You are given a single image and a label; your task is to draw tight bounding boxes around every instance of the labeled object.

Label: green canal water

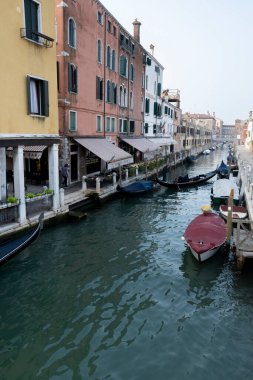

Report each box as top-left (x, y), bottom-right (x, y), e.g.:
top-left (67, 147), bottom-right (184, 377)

top-left (1, 147), bottom-right (253, 380)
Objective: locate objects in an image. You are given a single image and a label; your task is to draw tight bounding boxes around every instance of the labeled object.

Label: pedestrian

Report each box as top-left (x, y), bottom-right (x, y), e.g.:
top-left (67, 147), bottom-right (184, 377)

top-left (61, 164), bottom-right (69, 187)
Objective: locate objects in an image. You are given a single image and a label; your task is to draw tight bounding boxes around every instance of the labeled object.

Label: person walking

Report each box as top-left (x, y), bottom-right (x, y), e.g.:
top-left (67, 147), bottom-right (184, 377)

top-left (61, 164), bottom-right (69, 187)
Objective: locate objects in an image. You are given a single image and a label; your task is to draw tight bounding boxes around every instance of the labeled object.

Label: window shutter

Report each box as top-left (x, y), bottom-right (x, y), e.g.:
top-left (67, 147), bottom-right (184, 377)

top-left (68, 63), bottom-right (72, 92)
top-left (157, 83), bottom-right (161, 96)
top-left (27, 76), bottom-right (32, 114)
top-left (75, 66), bottom-right (78, 93)
top-left (154, 102), bottom-right (157, 116)
top-left (114, 84), bottom-right (117, 104)
top-left (96, 76), bottom-right (99, 99)
top-left (41, 80), bottom-right (49, 117)
top-left (145, 98), bottom-right (150, 113)
top-left (100, 78), bottom-right (103, 100)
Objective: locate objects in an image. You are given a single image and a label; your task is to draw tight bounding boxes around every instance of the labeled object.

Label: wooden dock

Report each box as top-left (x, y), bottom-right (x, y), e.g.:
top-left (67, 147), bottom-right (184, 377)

top-left (233, 220), bottom-right (253, 269)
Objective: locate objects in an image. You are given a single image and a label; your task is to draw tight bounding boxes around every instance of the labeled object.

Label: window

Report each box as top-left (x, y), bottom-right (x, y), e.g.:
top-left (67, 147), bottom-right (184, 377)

top-left (96, 115), bottom-right (102, 132)
top-left (113, 26), bottom-right (117, 36)
top-left (107, 46), bottom-right (111, 68)
top-left (157, 83), bottom-right (161, 97)
top-left (123, 88), bottom-right (127, 107)
top-left (130, 64), bottom-right (134, 81)
top-left (69, 111), bottom-right (77, 131)
top-left (119, 86), bottom-right (123, 106)
top-left (106, 80), bottom-right (111, 102)
top-left (119, 55), bottom-right (128, 77)
top-left (68, 18), bottom-right (76, 48)
top-left (144, 123), bottom-right (149, 134)
top-left (106, 117), bottom-right (111, 132)
top-left (145, 98), bottom-right (150, 113)
top-left (24, 0), bottom-right (41, 42)
top-left (129, 120), bottom-right (135, 133)
top-left (97, 11), bottom-right (103, 24)
top-left (119, 119), bottom-right (127, 133)
top-left (111, 50), bottom-right (116, 71)
top-left (141, 71), bottom-right (145, 88)
top-left (106, 117), bottom-right (116, 132)
top-left (68, 63), bottom-right (78, 93)
top-left (130, 92), bottom-right (133, 109)
top-left (96, 76), bottom-right (103, 100)
top-left (27, 76), bottom-right (49, 117)
top-left (153, 124), bottom-right (157, 134)
top-left (107, 20), bottom-right (111, 32)
top-left (113, 84), bottom-right (117, 104)
top-left (97, 40), bottom-right (102, 63)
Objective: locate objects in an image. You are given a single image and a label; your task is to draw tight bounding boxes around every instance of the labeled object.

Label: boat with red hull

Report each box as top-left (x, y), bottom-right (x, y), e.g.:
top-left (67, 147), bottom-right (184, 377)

top-left (183, 208), bottom-right (227, 262)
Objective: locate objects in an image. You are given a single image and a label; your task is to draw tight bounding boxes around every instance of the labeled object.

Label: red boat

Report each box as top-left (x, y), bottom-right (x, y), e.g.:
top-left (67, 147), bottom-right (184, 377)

top-left (183, 207), bottom-right (227, 262)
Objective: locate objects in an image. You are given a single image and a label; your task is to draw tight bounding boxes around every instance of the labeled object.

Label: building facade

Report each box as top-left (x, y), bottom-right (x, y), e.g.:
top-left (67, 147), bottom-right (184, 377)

top-left (0, 0), bottom-right (60, 223)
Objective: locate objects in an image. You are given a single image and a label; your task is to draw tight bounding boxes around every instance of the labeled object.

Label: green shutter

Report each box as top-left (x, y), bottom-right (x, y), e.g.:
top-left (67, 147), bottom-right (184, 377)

top-left (41, 80), bottom-right (49, 117)
top-left (154, 102), bottom-right (157, 116)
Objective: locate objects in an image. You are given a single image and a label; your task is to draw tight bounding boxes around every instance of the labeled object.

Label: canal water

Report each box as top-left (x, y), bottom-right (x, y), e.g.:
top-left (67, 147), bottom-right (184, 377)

top-left (1, 146), bottom-right (253, 380)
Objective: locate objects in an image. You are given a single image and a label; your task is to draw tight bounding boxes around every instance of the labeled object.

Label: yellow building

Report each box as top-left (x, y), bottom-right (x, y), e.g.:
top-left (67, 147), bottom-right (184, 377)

top-left (0, 1), bottom-right (60, 224)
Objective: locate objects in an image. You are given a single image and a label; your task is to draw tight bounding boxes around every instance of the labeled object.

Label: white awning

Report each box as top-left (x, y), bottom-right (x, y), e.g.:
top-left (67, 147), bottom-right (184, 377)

top-left (121, 138), bottom-right (158, 153)
top-left (74, 138), bottom-right (133, 169)
top-left (148, 137), bottom-right (177, 146)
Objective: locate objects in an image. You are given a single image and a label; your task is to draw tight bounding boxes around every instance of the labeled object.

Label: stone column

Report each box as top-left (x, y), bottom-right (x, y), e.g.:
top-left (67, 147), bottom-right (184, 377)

top-left (13, 146), bottom-right (26, 223)
top-left (96, 177), bottom-right (100, 193)
top-left (48, 144), bottom-right (60, 211)
top-left (82, 176), bottom-right (87, 192)
top-left (112, 172), bottom-right (117, 186)
top-left (125, 169), bottom-right (128, 181)
top-left (0, 148), bottom-right (7, 201)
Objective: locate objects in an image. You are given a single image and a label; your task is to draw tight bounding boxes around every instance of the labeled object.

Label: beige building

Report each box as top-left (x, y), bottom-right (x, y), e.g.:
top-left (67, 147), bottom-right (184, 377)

top-left (0, 1), bottom-right (60, 224)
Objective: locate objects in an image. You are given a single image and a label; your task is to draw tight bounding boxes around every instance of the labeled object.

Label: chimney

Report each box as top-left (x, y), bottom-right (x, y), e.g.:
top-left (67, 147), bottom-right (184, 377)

top-left (150, 44), bottom-right (155, 56)
top-left (133, 19), bottom-right (141, 42)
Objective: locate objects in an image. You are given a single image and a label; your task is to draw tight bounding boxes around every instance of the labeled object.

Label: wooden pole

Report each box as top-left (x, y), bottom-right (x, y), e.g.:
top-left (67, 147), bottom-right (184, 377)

top-left (226, 188), bottom-right (234, 243)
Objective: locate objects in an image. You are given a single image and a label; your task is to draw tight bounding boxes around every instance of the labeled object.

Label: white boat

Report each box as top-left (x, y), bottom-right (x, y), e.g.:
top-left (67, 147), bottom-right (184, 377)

top-left (211, 178), bottom-right (240, 205)
top-left (183, 206), bottom-right (227, 262)
top-left (219, 205), bottom-right (247, 220)
top-left (203, 149), bottom-right (211, 155)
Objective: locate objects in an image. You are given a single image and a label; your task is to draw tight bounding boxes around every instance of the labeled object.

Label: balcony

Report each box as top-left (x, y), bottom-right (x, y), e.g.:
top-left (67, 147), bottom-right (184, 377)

top-left (20, 28), bottom-right (54, 48)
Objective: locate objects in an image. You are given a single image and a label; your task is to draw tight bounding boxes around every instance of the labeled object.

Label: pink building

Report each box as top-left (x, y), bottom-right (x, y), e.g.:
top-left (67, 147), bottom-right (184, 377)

top-left (56, 0), bottom-right (148, 181)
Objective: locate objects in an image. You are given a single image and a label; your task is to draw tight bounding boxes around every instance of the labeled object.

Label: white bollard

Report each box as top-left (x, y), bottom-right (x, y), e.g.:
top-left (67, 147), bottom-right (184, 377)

top-left (96, 177), bottom-right (100, 193)
top-left (125, 169), bottom-right (128, 181)
top-left (112, 172), bottom-right (117, 186)
top-left (60, 188), bottom-right (65, 207)
top-left (82, 176), bottom-right (87, 192)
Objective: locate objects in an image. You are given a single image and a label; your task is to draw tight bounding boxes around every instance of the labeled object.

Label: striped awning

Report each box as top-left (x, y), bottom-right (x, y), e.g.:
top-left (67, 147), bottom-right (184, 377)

top-left (6, 146), bottom-right (47, 159)
top-left (74, 138), bottom-right (133, 169)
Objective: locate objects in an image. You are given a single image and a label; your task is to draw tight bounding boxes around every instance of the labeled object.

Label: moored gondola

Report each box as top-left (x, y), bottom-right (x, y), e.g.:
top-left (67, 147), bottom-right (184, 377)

top-left (0, 213), bottom-right (44, 266)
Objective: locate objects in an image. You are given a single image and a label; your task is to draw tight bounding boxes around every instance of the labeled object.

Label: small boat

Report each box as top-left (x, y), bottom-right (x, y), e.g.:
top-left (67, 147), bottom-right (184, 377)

top-left (219, 205), bottom-right (247, 221)
top-left (210, 178), bottom-right (240, 205)
top-left (183, 206), bottom-right (227, 262)
top-left (156, 170), bottom-right (217, 188)
top-left (117, 180), bottom-right (155, 194)
top-left (185, 155), bottom-right (198, 164)
top-left (216, 160), bottom-right (229, 179)
top-left (0, 213), bottom-right (44, 266)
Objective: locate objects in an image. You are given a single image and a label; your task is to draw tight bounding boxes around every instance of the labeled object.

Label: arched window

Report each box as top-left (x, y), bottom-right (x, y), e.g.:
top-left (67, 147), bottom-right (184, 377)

top-left (107, 46), bottom-right (111, 68)
top-left (130, 64), bottom-right (134, 81)
top-left (107, 80), bottom-right (111, 102)
top-left (68, 18), bottom-right (76, 48)
top-left (119, 86), bottom-right (123, 106)
top-left (97, 40), bottom-right (102, 63)
top-left (111, 50), bottom-right (116, 71)
top-left (123, 88), bottom-right (127, 107)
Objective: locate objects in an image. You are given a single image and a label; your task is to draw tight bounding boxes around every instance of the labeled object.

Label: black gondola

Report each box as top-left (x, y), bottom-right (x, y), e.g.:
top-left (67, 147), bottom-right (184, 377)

top-left (216, 160), bottom-right (229, 179)
top-left (0, 213), bottom-right (44, 266)
top-left (155, 170), bottom-right (217, 188)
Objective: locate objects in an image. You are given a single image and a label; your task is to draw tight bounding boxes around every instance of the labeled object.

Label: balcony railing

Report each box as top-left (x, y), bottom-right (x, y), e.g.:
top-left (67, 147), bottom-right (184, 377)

top-left (20, 28), bottom-right (54, 48)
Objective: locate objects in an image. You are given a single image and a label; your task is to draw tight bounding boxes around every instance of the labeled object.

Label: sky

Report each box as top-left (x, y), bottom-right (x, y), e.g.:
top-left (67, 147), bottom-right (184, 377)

top-left (101, 0), bottom-right (253, 124)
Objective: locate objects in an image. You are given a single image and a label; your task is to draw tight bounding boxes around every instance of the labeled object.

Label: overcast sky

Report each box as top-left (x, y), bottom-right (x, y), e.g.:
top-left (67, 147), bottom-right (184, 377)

top-left (101, 0), bottom-right (253, 124)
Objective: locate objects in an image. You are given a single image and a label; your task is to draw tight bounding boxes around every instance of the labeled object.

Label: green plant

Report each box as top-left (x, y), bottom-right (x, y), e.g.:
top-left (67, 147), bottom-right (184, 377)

top-left (43, 188), bottom-right (53, 195)
top-left (25, 193), bottom-right (35, 199)
top-left (7, 196), bottom-right (18, 204)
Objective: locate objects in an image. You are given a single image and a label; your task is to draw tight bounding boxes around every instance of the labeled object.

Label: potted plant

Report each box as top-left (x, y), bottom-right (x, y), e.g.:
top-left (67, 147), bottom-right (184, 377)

top-left (6, 196), bottom-right (19, 207)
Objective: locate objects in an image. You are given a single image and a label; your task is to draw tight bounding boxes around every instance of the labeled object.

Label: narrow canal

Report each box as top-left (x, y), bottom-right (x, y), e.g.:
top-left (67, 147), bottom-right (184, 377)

top-left (1, 146), bottom-right (253, 380)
